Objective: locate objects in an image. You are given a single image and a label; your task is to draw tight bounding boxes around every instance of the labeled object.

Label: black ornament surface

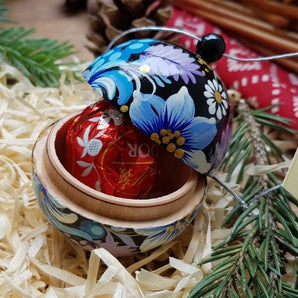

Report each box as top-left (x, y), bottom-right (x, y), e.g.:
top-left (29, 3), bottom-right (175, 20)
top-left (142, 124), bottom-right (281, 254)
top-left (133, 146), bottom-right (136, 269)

top-left (83, 38), bottom-right (232, 174)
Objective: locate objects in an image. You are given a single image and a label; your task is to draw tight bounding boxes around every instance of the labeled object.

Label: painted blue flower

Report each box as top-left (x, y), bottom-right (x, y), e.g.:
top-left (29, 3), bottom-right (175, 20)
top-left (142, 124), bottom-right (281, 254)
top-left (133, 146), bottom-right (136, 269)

top-left (80, 220), bottom-right (106, 240)
top-left (129, 86), bottom-right (217, 173)
top-left (83, 39), bottom-right (203, 107)
top-left (136, 222), bottom-right (185, 252)
top-left (136, 205), bottom-right (200, 252)
top-left (33, 174), bottom-right (105, 242)
top-left (83, 39), bottom-right (158, 105)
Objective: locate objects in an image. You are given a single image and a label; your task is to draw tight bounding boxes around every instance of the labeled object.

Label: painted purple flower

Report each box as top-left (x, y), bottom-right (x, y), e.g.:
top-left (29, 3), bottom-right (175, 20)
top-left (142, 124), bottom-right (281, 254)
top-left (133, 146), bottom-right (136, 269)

top-left (210, 123), bottom-right (232, 172)
top-left (83, 39), bottom-right (204, 106)
top-left (79, 231), bottom-right (138, 257)
top-left (140, 43), bottom-right (204, 84)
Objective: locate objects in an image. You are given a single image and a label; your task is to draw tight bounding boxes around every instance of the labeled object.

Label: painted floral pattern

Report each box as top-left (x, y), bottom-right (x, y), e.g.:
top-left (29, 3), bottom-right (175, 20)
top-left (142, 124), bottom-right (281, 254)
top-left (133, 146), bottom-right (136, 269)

top-left (32, 174), bottom-right (106, 242)
top-left (130, 86), bottom-right (216, 173)
top-left (210, 123), bottom-right (233, 172)
top-left (204, 78), bottom-right (229, 120)
top-left (32, 172), bottom-right (201, 257)
top-left (136, 205), bottom-right (200, 252)
top-left (83, 39), bottom-right (203, 106)
top-left (79, 230), bottom-right (139, 257)
top-left (83, 38), bottom-right (232, 173)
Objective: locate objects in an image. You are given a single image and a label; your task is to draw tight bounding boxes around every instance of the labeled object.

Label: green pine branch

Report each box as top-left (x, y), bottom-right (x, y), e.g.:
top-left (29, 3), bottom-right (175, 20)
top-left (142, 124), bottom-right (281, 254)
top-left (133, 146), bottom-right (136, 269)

top-left (0, 1), bottom-right (12, 24)
top-left (0, 2), bottom-right (76, 87)
top-left (190, 100), bottom-right (298, 298)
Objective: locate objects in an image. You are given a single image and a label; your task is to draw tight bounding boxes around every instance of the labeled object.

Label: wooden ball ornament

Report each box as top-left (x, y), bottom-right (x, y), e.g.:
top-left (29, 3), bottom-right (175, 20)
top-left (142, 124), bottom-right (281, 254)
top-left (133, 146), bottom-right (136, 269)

top-left (32, 112), bottom-right (206, 256)
top-left (83, 37), bottom-right (232, 174)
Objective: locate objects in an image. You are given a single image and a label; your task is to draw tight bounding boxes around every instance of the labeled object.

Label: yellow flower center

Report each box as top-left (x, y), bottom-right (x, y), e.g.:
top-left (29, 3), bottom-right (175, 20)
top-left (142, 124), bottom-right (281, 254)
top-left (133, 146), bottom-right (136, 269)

top-left (150, 128), bottom-right (185, 159)
top-left (165, 221), bottom-right (185, 234)
top-left (162, 136), bottom-right (170, 144)
top-left (215, 91), bottom-right (223, 103)
top-left (175, 221), bottom-right (184, 230)
top-left (166, 225), bottom-right (175, 233)
top-left (167, 143), bottom-right (176, 153)
top-left (174, 148), bottom-right (185, 159)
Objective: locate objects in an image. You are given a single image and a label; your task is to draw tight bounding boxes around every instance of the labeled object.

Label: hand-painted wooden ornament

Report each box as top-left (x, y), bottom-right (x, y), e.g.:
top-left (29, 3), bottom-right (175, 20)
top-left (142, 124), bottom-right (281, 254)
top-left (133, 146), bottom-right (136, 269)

top-left (32, 115), bottom-right (206, 256)
top-left (83, 37), bottom-right (232, 174)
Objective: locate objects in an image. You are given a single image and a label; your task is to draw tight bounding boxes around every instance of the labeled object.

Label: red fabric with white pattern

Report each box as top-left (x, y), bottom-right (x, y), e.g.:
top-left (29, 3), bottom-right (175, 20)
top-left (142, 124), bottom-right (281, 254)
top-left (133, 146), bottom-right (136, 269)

top-left (167, 9), bottom-right (298, 130)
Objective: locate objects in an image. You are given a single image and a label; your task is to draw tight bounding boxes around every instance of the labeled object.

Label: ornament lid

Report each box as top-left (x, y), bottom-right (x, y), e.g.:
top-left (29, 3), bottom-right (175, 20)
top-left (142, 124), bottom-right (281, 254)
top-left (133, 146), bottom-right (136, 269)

top-left (83, 38), bottom-right (232, 174)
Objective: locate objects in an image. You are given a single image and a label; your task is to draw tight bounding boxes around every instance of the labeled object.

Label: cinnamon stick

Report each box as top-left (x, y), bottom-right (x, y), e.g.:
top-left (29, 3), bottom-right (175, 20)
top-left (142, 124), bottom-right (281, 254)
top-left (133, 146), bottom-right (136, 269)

top-left (176, 0), bottom-right (298, 43)
top-left (240, 0), bottom-right (289, 27)
top-left (174, 0), bottom-right (298, 53)
top-left (248, 0), bottom-right (298, 19)
top-left (208, 0), bottom-right (254, 17)
top-left (211, 0), bottom-right (298, 42)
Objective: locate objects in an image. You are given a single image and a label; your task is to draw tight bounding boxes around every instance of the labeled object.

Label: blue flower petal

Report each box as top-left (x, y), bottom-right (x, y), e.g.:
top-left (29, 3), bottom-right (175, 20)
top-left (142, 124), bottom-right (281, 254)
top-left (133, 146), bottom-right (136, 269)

top-left (90, 70), bottom-right (133, 105)
top-left (91, 77), bottom-right (115, 100)
top-left (129, 91), bottom-right (165, 135)
top-left (182, 116), bottom-right (217, 150)
top-left (164, 86), bottom-right (195, 131)
top-left (40, 197), bottom-right (94, 241)
top-left (80, 220), bottom-right (106, 239)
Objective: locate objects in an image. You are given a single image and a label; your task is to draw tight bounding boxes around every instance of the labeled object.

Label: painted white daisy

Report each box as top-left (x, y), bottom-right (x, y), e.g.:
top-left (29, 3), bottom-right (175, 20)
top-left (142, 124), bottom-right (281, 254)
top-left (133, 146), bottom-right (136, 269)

top-left (204, 79), bottom-right (228, 120)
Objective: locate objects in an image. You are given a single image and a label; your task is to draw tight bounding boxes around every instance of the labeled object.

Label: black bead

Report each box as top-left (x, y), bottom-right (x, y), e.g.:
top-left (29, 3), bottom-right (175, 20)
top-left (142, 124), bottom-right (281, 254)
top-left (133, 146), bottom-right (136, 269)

top-left (196, 33), bottom-right (225, 63)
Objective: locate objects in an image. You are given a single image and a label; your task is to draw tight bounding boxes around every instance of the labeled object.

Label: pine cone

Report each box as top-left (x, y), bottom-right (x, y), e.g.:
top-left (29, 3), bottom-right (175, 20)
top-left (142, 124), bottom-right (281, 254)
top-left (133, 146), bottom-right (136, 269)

top-left (86, 0), bottom-right (176, 56)
top-left (63, 0), bottom-right (87, 14)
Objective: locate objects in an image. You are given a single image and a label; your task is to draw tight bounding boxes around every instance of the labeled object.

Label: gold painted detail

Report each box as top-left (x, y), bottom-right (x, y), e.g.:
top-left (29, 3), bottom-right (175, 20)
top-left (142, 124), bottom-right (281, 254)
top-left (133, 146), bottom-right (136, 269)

top-left (198, 58), bottom-right (212, 72)
top-left (166, 225), bottom-right (175, 233)
top-left (150, 128), bottom-right (185, 159)
top-left (198, 57), bottom-right (211, 73)
top-left (165, 220), bottom-right (185, 234)
top-left (139, 64), bottom-right (150, 74)
top-left (215, 91), bottom-right (223, 103)
top-left (120, 105), bottom-right (129, 113)
top-left (40, 190), bottom-right (45, 200)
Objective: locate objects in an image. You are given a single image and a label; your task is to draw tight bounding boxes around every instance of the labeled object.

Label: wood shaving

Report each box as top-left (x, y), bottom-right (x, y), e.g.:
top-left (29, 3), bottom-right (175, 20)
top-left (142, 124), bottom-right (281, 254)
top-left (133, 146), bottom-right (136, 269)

top-left (0, 63), bottom-right (296, 297)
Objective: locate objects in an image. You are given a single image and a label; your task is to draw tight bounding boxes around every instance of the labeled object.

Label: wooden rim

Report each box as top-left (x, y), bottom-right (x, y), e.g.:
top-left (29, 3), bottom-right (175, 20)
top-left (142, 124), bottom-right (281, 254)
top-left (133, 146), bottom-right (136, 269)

top-left (46, 112), bottom-right (199, 208)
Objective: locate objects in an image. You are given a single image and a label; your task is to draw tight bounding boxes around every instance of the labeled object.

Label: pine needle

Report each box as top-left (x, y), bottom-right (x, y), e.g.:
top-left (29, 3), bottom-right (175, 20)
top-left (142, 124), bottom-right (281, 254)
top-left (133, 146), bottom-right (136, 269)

top-left (190, 99), bottom-right (298, 297)
top-left (0, 0), bottom-right (12, 25)
top-left (0, 2), bottom-right (77, 87)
